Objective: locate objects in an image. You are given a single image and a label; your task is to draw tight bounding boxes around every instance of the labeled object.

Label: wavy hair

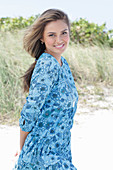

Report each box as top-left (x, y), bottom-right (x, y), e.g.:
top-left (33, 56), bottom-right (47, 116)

top-left (22, 8), bottom-right (70, 92)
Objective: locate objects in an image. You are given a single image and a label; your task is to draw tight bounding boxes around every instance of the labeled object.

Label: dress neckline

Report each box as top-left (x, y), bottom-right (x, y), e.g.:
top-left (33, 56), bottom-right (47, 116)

top-left (43, 52), bottom-right (64, 68)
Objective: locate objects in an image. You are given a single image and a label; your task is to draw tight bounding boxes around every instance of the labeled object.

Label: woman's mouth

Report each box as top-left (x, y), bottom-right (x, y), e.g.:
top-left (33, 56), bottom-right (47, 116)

top-left (54, 44), bottom-right (64, 49)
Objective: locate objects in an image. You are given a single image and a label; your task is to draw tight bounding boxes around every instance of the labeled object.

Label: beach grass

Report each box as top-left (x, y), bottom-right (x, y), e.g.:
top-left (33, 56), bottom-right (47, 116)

top-left (0, 30), bottom-right (113, 124)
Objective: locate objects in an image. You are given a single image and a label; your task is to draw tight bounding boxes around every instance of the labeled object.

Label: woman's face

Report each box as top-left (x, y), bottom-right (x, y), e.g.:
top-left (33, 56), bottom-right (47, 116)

top-left (41, 20), bottom-right (70, 58)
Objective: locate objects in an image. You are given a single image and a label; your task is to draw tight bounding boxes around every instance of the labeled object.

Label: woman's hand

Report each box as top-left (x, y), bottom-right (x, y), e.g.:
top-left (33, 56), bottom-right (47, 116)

top-left (14, 149), bottom-right (21, 157)
top-left (11, 149), bottom-right (21, 165)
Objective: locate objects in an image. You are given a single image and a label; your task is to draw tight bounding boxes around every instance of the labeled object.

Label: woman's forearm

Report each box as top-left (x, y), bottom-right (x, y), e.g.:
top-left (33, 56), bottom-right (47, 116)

top-left (20, 128), bottom-right (29, 151)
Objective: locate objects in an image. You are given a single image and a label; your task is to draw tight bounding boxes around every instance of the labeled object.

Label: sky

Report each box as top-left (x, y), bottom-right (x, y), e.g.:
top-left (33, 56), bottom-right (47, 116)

top-left (0, 0), bottom-right (113, 30)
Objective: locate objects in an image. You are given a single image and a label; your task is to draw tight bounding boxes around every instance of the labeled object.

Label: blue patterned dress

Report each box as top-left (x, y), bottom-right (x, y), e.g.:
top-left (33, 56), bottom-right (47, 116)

top-left (14, 53), bottom-right (78, 170)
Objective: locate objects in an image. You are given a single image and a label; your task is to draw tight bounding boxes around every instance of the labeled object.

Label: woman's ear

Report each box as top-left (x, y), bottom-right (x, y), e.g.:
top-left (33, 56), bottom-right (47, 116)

top-left (40, 38), bottom-right (44, 44)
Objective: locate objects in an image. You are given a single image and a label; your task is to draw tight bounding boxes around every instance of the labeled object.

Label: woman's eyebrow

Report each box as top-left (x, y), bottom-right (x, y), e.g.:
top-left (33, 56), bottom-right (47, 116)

top-left (47, 28), bottom-right (68, 34)
top-left (61, 28), bottom-right (68, 32)
top-left (47, 32), bottom-right (56, 34)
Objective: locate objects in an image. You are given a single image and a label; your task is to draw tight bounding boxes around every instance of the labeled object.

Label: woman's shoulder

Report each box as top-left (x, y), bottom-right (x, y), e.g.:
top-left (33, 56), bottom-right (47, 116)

top-left (32, 53), bottom-right (60, 79)
top-left (36, 53), bottom-right (60, 70)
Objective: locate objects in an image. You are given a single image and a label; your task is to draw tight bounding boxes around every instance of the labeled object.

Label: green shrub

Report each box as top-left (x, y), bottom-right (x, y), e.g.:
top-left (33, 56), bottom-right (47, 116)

top-left (0, 15), bottom-right (39, 31)
top-left (70, 18), bottom-right (113, 47)
top-left (0, 16), bottom-right (113, 47)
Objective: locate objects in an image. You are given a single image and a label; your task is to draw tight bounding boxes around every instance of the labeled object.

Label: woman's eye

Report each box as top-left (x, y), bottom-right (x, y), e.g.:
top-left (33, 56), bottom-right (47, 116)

top-left (49, 34), bottom-right (54, 37)
top-left (62, 32), bottom-right (67, 35)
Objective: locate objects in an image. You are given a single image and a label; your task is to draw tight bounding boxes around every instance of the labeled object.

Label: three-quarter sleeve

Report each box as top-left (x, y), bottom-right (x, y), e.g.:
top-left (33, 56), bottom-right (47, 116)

top-left (19, 55), bottom-right (59, 132)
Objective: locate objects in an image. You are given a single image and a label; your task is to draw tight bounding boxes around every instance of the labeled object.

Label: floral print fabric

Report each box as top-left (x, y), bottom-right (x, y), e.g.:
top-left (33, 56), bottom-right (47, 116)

top-left (13, 53), bottom-right (78, 170)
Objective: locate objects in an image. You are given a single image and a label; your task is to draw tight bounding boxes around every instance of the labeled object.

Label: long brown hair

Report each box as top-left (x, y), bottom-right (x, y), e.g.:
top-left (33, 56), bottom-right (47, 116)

top-left (22, 8), bottom-right (70, 92)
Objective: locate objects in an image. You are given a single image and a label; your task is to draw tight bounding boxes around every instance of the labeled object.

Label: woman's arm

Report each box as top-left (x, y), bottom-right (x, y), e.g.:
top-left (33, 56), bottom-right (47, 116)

top-left (14, 128), bottom-right (29, 157)
top-left (20, 128), bottom-right (29, 151)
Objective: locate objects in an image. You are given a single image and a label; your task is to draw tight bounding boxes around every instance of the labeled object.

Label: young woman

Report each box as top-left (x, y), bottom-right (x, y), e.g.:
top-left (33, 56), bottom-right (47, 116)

top-left (14, 9), bottom-right (78, 170)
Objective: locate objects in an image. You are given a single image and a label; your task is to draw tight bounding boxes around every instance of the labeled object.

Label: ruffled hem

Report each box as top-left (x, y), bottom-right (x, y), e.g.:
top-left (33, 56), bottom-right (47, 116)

top-left (13, 158), bottom-right (77, 170)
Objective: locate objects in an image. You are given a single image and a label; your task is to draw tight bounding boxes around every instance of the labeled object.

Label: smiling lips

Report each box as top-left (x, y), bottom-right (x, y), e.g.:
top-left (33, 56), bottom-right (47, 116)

top-left (54, 44), bottom-right (64, 49)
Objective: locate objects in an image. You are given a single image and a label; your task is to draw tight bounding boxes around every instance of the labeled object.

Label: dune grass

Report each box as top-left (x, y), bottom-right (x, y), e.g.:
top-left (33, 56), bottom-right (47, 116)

top-left (0, 30), bottom-right (33, 124)
top-left (64, 43), bottom-right (113, 85)
top-left (0, 30), bottom-right (113, 124)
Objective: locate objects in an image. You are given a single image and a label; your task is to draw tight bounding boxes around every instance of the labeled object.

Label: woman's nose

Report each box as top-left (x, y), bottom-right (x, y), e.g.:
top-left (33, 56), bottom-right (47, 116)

top-left (56, 36), bottom-right (62, 43)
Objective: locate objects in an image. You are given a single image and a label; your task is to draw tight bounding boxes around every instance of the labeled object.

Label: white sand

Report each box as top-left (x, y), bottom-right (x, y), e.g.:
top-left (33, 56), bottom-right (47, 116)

top-left (0, 109), bottom-right (113, 170)
top-left (71, 110), bottom-right (113, 170)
